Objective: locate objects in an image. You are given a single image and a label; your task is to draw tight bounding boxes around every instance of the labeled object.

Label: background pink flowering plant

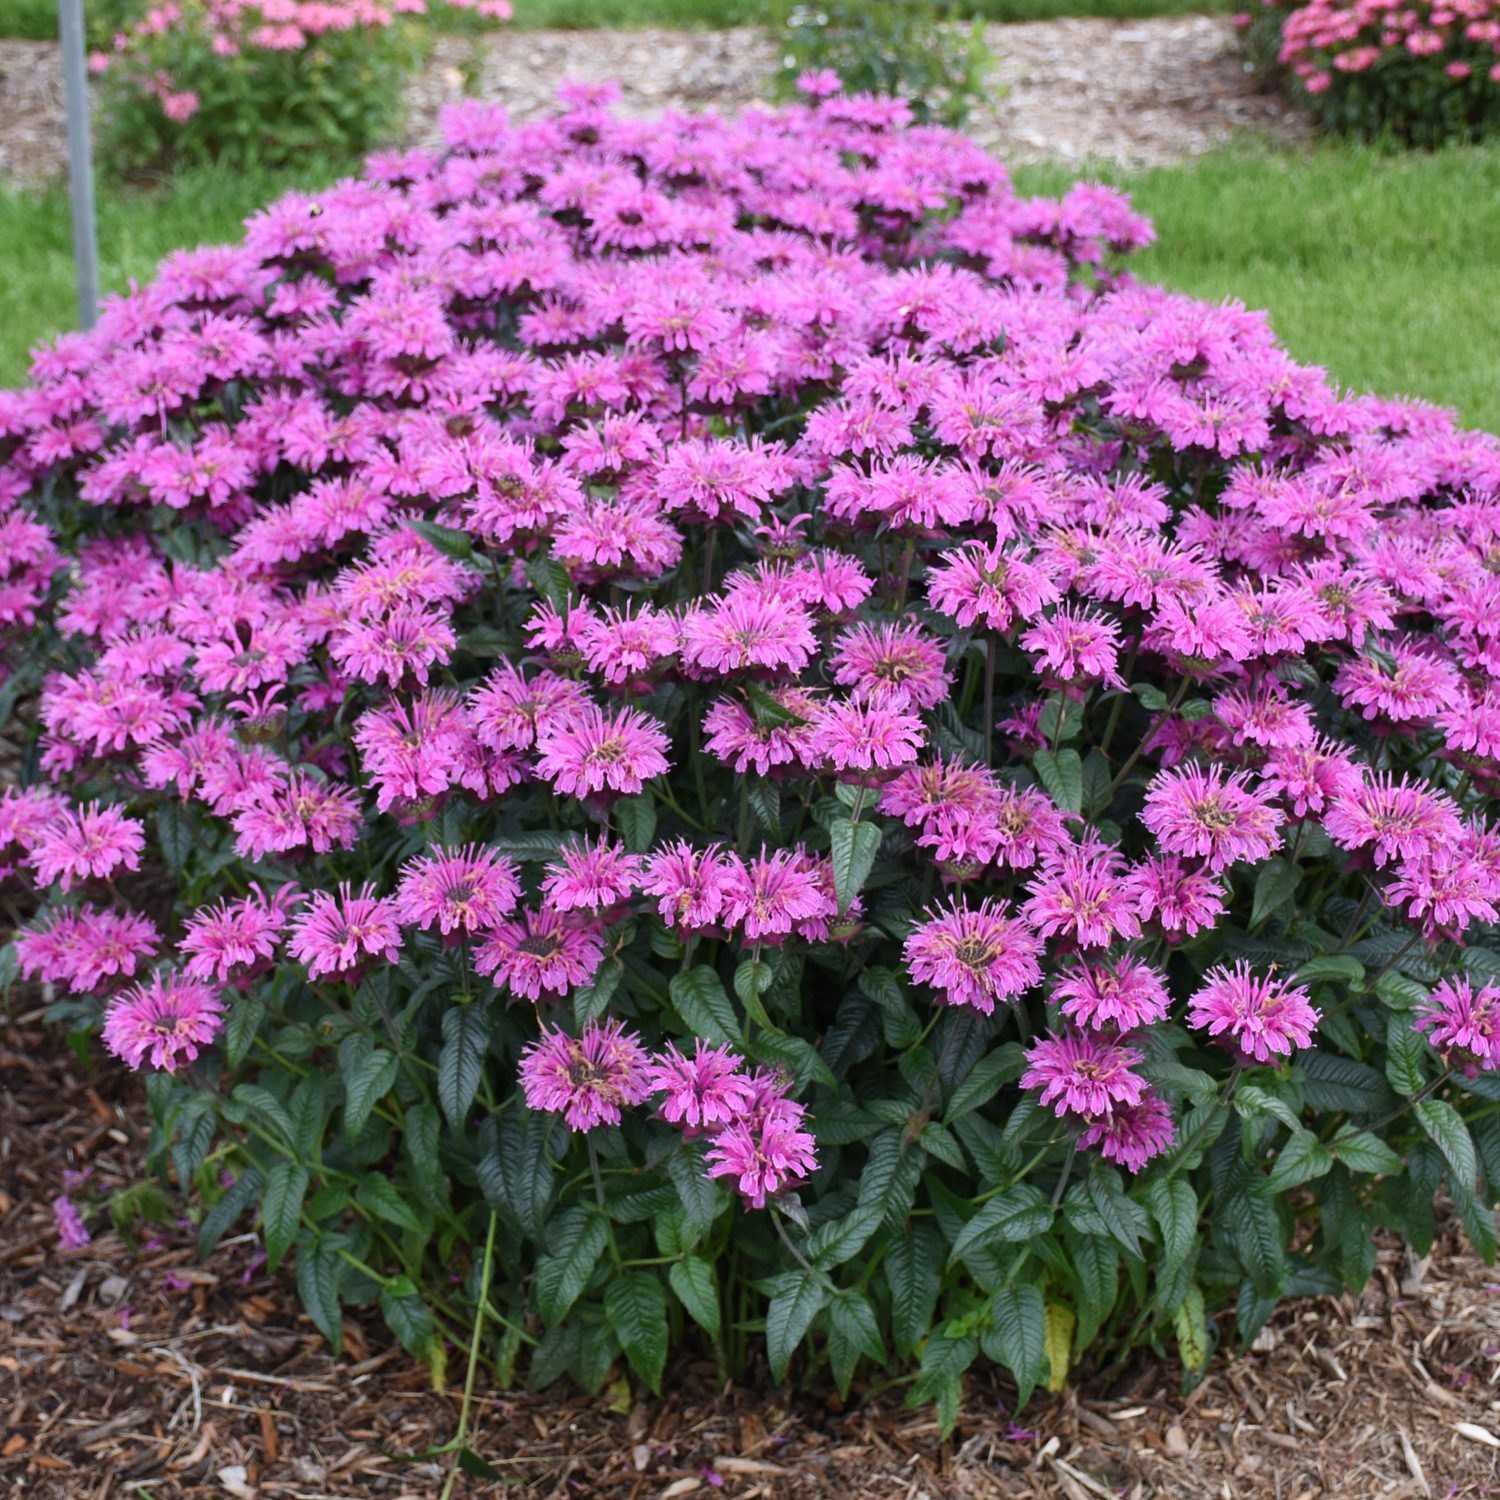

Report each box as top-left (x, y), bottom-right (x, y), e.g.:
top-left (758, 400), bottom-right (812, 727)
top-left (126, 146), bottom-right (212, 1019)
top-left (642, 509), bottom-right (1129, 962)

top-left (1239, 0), bottom-right (1500, 143)
top-left (90, 0), bottom-right (512, 172)
top-left (5, 84), bottom-right (1500, 1417)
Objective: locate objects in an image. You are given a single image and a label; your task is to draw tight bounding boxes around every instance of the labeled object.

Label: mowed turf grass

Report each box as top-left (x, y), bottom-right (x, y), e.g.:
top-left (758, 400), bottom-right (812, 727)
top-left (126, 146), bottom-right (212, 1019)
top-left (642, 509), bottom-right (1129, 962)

top-left (1, 143), bottom-right (1497, 429)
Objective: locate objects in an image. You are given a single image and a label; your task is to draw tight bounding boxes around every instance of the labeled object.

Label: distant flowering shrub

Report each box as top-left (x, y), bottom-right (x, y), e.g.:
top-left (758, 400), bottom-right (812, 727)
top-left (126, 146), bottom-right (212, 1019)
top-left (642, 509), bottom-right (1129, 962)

top-left (1238, 0), bottom-right (1500, 144)
top-left (90, 0), bottom-right (511, 172)
top-left (6, 84), bottom-right (1500, 1424)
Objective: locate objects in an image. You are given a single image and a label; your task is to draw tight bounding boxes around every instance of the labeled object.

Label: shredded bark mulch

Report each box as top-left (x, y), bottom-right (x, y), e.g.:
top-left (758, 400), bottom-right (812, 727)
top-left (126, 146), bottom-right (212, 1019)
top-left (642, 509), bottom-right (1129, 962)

top-left (5, 1009), bottom-right (1500, 1499)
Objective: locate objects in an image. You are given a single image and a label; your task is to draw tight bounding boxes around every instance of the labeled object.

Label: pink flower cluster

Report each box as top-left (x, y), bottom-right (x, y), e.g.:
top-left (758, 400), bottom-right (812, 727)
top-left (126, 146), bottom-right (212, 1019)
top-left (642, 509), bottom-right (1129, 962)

top-left (1273, 0), bottom-right (1500, 90)
top-left (3, 82), bottom-right (1499, 1233)
top-left (521, 1024), bottom-right (817, 1207)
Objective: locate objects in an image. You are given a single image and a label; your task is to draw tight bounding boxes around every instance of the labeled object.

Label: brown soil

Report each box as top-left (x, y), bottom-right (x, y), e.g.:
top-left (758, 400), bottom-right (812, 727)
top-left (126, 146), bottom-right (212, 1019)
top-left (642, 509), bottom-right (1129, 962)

top-left (4, 1009), bottom-right (1500, 1499)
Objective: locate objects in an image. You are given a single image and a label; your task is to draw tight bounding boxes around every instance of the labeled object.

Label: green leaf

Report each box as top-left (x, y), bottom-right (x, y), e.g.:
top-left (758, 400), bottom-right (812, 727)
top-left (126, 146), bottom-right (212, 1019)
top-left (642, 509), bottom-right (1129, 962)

top-left (615, 790), bottom-right (657, 854)
top-left (734, 959), bottom-right (781, 1035)
top-left (668, 967), bottom-right (740, 1048)
top-left (665, 1146), bottom-right (721, 1243)
top-left (224, 991), bottom-right (265, 1071)
top-left (1298, 1050), bottom-right (1394, 1113)
top-left (439, 1005), bottom-right (490, 1127)
top-left (342, 1045), bottom-right (398, 1141)
top-left (536, 1207), bottom-right (609, 1324)
top-left (668, 1256), bottom-right (721, 1338)
top-left (1386, 1012), bottom-right (1427, 1097)
top-left (827, 1290), bottom-right (884, 1400)
top-left (829, 817), bottom-right (883, 915)
top-left (605, 1275), bottom-right (669, 1394)
top-left (1415, 1098), bottom-right (1477, 1193)
top-left (356, 1174), bottom-right (423, 1234)
top-left (1031, 748), bottom-right (1082, 814)
top-left (198, 1167), bottom-right (264, 1259)
top-left (982, 1283), bottom-right (1047, 1408)
top-left (765, 1272), bottom-right (829, 1384)
top-left (909, 1331), bottom-right (977, 1406)
top-left (950, 1186), bottom-right (1053, 1264)
top-left (155, 801), bottom-right (193, 875)
top-left (229, 1084), bottom-right (295, 1147)
top-left (295, 1241), bottom-right (344, 1356)
top-left (1144, 1178), bottom-right (1197, 1278)
top-left (1083, 1168), bottom-right (1146, 1258)
top-left (380, 1282), bottom-right (435, 1358)
top-left (886, 1224), bottom-right (943, 1359)
top-left (1296, 955), bottom-right (1365, 988)
top-left (404, 517), bottom-right (475, 562)
top-left (944, 1043), bottom-right (1025, 1124)
top-left (261, 1161), bottom-right (308, 1273)
top-left (1251, 858), bottom-right (1301, 930)
top-left (1132, 682), bottom-right (1169, 711)
top-left (807, 1203), bottom-right (884, 1268)
top-left (1266, 1129), bottom-right (1334, 1193)
top-left (1330, 1125), bottom-right (1402, 1175)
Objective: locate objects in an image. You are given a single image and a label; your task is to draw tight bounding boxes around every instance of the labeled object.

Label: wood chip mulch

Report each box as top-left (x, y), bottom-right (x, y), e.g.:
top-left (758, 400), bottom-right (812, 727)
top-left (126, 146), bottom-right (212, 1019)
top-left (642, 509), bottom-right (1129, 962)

top-left (5, 1009), bottom-right (1500, 1499)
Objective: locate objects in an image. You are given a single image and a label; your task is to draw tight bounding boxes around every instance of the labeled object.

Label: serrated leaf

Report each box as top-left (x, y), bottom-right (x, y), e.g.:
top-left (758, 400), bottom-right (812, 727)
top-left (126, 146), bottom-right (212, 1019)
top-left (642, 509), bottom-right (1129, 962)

top-left (829, 817), bottom-right (882, 915)
top-left (615, 791), bottom-right (656, 854)
top-left (261, 1161), bottom-right (307, 1273)
top-left (944, 1043), bottom-right (1025, 1124)
top-left (1032, 748), bottom-right (1082, 814)
top-left (886, 1224), bottom-right (942, 1359)
top-left (404, 517), bottom-right (475, 561)
top-left (380, 1282), bottom-right (435, 1357)
top-left (765, 1272), bottom-right (829, 1384)
top-left (155, 801), bottom-right (193, 875)
top-left (439, 1005), bottom-right (490, 1127)
top-left (668, 1256), bottom-right (721, 1338)
top-left (198, 1167), bottom-right (264, 1259)
top-left (1144, 1177), bottom-right (1197, 1278)
top-left (982, 1283), bottom-right (1046, 1408)
top-left (827, 1290), bottom-right (884, 1399)
top-left (1174, 1284), bottom-right (1209, 1376)
top-left (668, 966), bottom-right (740, 1048)
top-left (950, 1186), bottom-right (1053, 1264)
top-left (807, 1203), bottom-right (884, 1268)
top-left (1330, 1125), bottom-right (1402, 1175)
top-left (1266, 1129), bottom-right (1334, 1193)
top-left (224, 991), bottom-right (264, 1071)
top-left (296, 1242), bottom-right (343, 1355)
top-left (1386, 1012), bottom-right (1427, 1097)
top-left (1416, 1098), bottom-right (1477, 1193)
top-left (342, 1045), bottom-right (398, 1140)
top-left (356, 1174), bottom-right (423, 1234)
top-left (536, 1207), bottom-right (609, 1324)
top-left (1251, 858), bottom-right (1301, 930)
top-left (909, 1331), bottom-right (977, 1408)
top-left (605, 1275), bottom-right (669, 1394)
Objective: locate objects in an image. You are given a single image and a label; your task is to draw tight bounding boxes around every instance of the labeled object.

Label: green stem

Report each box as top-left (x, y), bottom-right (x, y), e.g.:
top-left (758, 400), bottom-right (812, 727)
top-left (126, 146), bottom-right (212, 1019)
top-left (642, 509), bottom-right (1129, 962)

top-left (439, 1210), bottom-right (498, 1500)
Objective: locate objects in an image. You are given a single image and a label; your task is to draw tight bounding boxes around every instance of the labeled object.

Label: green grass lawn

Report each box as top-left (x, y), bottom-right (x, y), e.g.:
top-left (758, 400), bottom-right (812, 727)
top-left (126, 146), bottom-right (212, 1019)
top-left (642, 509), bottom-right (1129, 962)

top-left (1, 142), bottom-right (1497, 430)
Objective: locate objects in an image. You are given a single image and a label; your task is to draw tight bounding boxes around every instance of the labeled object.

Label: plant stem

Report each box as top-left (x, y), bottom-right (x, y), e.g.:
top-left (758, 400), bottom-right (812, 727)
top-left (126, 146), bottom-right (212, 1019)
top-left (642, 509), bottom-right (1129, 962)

top-left (439, 1210), bottom-right (498, 1500)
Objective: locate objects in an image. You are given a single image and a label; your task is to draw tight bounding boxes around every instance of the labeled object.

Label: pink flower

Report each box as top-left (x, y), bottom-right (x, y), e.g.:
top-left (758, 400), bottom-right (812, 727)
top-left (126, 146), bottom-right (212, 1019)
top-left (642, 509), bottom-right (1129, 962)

top-left (1054, 956), bottom-right (1170, 1032)
top-left (1020, 606), bottom-right (1124, 687)
top-left (181, 884), bottom-right (298, 981)
top-left (541, 839), bottom-right (643, 914)
top-left (705, 1102), bottom-right (818, 1209)
top-left (1023, 841), bottom-right (1142, 948)
top-left (1078, 1092), bottom-right (1176, 1172)
top-left (641, 840), bottom-right (735, 931)
top-left (535, 704), bottom-right (671, 798)
top-left (1140, 764), bottom-right (1282, 874)
top-left (820, 701), bottom-right (926, 773)
top-left (1128, 854), bottom-right (1226, 940)
top-left (520, 1020), bottom-right (652, 1132)
top-left (1186, 961), bottom-right (1318, 1064)
top-left (1022, 1032), bottom-right (1147, 1120)
top-left (1415, 975), bottom-right (1500, 1075)
top-left (16, 905), bottom-right (159, 993)
top-left (649, 1042), bottom-right (755, 1130)
top-left (396, 845), bottom-right (522, 935)
top-left (29, 803), bottom-right (145, 890)
top-left (680, 593), bottom-right (817, 676)
top-left (830, 622), bottom-right (952, 711)
top-left (288, 884), bottom-right (401, 980)
top-left (474, 909), bottom-right (604, 1000)
top-left (103, 973), bottom-right (226, 1072)
top-left (904, 898), bottom-right (1042, 1013)
top-left (720, 849), bottom-right (835, 941)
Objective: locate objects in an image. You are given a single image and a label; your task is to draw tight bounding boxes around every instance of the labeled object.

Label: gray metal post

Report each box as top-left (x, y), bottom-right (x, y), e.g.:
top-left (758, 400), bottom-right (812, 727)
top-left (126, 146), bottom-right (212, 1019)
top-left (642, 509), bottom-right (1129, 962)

top-left (57, 0), bottom-right (100, 330)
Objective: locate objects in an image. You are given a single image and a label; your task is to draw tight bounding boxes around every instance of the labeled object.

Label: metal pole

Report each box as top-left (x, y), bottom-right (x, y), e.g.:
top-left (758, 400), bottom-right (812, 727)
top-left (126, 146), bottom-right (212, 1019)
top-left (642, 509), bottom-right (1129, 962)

top-left (57, 0), bottom-right (100, 331)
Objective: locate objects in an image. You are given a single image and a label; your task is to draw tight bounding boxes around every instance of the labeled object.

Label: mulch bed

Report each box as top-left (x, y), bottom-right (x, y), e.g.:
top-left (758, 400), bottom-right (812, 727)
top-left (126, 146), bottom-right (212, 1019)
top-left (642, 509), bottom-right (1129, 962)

top-left (4, 1010), bottom-right (1500, 1499)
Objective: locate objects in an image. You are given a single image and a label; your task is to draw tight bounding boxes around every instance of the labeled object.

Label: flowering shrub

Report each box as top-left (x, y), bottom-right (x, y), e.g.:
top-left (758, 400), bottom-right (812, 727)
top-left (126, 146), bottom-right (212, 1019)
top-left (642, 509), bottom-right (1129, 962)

top-left (90, 0), bottom-right (511, 172)
top-left (5, 84), bottom-right (1500, 1424)
top-left (1238, 0), bottom-right (1500, 144)
top-left (774, 0), bottom-right (993, 128)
